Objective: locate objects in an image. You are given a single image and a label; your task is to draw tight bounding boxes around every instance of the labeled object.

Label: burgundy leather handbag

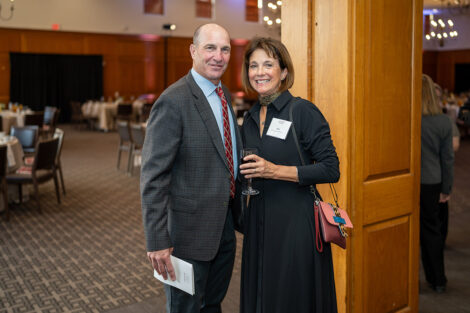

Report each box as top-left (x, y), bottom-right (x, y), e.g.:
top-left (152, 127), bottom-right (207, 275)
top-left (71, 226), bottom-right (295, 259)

top-left (313, 186), bottom-right (353, 252)
top-left (289, 100), bottom-right (353, 252)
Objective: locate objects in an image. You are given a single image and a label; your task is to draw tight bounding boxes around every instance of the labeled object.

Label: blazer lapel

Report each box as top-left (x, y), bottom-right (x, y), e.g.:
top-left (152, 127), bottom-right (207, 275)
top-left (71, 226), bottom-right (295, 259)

top-left (185, 73), bottom-right (229, 171)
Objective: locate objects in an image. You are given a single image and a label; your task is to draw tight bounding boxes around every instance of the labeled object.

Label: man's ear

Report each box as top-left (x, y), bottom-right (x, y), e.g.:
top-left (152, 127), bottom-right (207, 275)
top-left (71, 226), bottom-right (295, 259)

top-left (189, 44), bottom-right (196, 59)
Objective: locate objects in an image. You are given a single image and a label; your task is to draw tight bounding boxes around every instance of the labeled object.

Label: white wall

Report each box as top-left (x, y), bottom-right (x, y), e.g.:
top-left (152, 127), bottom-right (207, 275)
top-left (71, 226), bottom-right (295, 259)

top-left (423, 13), bottom-right (470, 51)
top-left (0, 0), bottom-right (280, 40)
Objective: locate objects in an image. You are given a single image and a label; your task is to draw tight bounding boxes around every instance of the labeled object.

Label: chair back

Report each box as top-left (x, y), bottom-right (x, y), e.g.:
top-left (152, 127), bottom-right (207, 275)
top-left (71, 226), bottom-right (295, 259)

top-left (53, 128), bottom-right (65, 162)
top-left (141, 102), bottom-right (153, 122)
top-left (117, 103), bottom-right (133, 117)
top-left (11, 126), bottom-right (39, 152)
top-left (0, 145), bottom-right (7, 178)
top-left (117, 120), bottom-right (132, 142)
top-left (24, 111), bottom-right (45, 127)
top-left (33, 137), bottom-right (59, 171)
top-left (43, 106), bottom-right (57, 125)
top-left (70, 101), bottom-right (83, 117)
top-left (130, 124), bottom-right (145, 147)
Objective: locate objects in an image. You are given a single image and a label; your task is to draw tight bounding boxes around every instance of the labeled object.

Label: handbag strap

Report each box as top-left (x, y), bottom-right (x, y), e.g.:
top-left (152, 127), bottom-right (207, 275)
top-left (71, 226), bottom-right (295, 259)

top-left (288, 100), bottom-right (348, 249)
top-left (288, 99), bottom-right (339, 207)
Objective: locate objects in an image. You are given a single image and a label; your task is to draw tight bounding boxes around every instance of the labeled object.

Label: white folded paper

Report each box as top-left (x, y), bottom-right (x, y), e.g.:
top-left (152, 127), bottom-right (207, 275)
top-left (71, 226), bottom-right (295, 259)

top-left (154, 255), bottom-right (195, 295)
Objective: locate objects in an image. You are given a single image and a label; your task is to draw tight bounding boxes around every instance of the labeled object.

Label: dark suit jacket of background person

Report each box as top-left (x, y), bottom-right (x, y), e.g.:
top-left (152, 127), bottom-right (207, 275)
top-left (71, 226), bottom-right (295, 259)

top-left (141, 71), bottom-right (242, 261)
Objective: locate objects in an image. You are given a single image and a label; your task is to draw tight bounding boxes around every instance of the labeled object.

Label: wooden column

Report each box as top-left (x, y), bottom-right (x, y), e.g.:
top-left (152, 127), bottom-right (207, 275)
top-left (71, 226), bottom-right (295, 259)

top-left (282, 0), bottom-right (422, 312)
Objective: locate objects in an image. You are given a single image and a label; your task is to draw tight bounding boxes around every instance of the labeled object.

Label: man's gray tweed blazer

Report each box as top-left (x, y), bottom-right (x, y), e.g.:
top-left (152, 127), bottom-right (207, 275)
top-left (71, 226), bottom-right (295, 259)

top-left (140, 71), bottom-right (242, 261)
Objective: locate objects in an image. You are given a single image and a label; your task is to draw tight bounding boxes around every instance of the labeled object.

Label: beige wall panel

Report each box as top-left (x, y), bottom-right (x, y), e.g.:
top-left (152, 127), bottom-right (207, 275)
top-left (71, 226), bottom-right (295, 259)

top-left (363, 175), bottom-right (413, 225)
top-left (281, 0), bottom-right (311, 100)
top-left (313, 0), bottom-right (351, 311)
top-left (364, 0), bottom-right (413, 179)
top-left (364, 216), bottom-right (410, 313)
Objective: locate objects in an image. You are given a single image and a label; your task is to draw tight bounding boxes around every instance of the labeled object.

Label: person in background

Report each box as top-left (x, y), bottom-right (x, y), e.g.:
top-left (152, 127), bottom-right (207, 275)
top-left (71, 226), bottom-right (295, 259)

top-left (239, 37), bottom-right (340, 312)
top-left (420, 74), bottom-right (454, 293)
top-left (434, 82), bottom-right (459, 244)
top-left (140, 23), bottom-right (241, 312)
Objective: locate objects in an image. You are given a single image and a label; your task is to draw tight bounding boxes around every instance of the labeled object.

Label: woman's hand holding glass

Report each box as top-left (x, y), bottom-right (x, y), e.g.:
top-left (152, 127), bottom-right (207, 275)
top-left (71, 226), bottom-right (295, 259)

top-left (240, 153), bottom-right (278, 180)
top-left (240, 154), bottom-right (300, 183)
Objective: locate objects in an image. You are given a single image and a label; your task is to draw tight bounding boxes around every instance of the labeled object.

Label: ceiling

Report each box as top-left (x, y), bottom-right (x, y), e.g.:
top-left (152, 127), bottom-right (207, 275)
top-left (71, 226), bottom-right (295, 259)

top-left (423, 0), bottom-right (470, 9)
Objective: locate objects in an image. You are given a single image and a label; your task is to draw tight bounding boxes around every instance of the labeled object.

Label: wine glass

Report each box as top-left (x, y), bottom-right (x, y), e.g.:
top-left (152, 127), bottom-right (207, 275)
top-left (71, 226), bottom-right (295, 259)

top-left (241, 148), bottom-right (260, 196)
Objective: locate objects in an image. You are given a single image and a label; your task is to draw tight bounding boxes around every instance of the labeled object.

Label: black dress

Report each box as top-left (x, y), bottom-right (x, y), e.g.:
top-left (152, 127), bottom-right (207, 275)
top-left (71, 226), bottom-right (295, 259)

top-left (240, 91), bottom-right (340, 313)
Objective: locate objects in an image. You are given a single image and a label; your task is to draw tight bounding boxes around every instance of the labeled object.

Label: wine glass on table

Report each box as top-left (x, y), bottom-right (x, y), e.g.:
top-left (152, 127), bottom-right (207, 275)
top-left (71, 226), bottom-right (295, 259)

top-left (241, 148), bottom-right (260, 196)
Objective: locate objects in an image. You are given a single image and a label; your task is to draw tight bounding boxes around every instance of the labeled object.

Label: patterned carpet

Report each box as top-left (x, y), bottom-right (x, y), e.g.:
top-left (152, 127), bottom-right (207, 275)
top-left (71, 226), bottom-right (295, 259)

top-left (0, 125), bottom-right (468, 313)
top-left (0, 126), bottom-right (163, 312)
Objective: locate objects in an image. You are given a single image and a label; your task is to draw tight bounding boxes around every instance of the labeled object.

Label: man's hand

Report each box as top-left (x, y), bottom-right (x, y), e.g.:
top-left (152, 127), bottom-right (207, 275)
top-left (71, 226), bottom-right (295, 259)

top-left (439, 193), bottom-right (451, 203)
top-left (147, 248), bottom-right (176, 281)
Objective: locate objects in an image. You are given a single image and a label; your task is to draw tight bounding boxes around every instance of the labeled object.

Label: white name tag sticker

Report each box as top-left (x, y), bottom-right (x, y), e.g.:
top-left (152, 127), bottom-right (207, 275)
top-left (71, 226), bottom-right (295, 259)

top-left (266, 118), bottom-right (292, 140)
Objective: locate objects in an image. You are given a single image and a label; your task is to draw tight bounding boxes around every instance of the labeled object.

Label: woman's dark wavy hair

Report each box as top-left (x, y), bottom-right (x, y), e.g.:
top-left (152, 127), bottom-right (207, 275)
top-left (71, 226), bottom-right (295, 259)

top-left (241, 37), bottom-right (295, 94)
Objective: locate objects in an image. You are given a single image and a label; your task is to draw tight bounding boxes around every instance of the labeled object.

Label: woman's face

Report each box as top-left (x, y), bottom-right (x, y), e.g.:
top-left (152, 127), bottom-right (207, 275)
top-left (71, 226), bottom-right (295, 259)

top-left (248, 48), bottom-right (287, 97)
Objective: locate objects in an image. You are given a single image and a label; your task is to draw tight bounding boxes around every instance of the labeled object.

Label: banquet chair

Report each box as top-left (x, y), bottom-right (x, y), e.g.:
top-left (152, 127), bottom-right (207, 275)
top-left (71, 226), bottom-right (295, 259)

top-left (24, 111), bottom-right (45, 128)
top-left (70, 101), bottom-right (85, 130)
top-left (53, 128), bottom-right (66, 195)
top-left (10, 126), bottom-right (39, 155)
top-left (41, 107), bottom-right (60, 138)
top-left (0, 146), bottom-right (9, 221)
top-left (140, 102), bottom-right (153, 122)
top-left (116, 121), bottom-right (133, 172)
top-left (116, 103), bottom-right (133, 122)
top-left (6, 137), bottom-right (61, 214)
top-left (129, 123), bottom-right (145, 176)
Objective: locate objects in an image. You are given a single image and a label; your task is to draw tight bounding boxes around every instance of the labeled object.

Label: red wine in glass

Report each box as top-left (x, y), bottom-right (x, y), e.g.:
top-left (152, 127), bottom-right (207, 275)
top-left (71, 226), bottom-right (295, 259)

top-left (241, 148), bottom-right (260, 196)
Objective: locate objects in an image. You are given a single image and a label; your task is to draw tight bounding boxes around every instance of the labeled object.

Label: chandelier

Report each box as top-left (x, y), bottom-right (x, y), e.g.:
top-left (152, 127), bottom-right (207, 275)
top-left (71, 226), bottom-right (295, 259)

top-left (260, 0), bottom-right (282, 28)
top-left (424, 14), bottom-right (458, 46)
top-left (0, 0), bottom-right (14, 21)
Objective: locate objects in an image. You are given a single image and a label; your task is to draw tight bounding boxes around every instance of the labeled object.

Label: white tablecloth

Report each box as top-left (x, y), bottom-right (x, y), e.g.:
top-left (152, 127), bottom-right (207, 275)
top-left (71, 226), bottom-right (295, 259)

top-left (0, 136), bottom-right (27, 211)
top-left (0, 136), bottom-right (24, 173)
top-left (82, 100), bottom-right (142, 131)
top-left (0, 111), bottom-right (26, 133)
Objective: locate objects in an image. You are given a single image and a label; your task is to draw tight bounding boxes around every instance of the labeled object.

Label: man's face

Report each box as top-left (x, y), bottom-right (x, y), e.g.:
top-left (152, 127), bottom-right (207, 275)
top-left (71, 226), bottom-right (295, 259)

top-left (190, 26), bottom-right (231, 85)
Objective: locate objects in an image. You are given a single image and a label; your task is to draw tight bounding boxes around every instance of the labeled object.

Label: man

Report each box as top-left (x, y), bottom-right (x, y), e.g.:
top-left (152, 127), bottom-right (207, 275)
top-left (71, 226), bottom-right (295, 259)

top-left (140, 23), bottom-right (241, 313)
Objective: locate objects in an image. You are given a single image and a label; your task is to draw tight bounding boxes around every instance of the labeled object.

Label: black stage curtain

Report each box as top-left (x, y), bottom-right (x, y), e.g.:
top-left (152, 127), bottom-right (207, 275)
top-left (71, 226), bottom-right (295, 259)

top-left (455, 63), bottom-right (470, 94)
top-left (10, 53), bottom-right (103, 122)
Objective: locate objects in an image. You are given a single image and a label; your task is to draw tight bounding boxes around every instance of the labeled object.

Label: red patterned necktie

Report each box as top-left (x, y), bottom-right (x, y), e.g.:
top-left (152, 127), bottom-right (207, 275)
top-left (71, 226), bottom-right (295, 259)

top-left (216, 86), bottom-right (235, 198)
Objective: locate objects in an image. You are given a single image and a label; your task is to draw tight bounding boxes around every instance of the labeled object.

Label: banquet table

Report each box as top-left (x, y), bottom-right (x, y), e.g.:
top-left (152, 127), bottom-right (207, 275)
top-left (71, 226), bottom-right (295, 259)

top-left (0, 110), bottom-right (26, 133)
top-left (82, 100), bottom-right (143, 131)
top-left (0, 135), bottom-right (26, 211)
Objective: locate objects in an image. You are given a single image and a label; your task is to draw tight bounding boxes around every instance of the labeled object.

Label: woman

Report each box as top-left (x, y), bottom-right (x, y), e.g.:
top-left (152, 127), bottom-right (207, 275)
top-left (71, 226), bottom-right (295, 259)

top-left (420, 74), bottom-right (454, 293)
top-left (239, 37), bottom-right (340, 312)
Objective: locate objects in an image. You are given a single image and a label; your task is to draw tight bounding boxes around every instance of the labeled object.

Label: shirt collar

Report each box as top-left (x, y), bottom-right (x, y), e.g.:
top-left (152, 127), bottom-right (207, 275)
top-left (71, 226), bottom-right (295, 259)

top-left (191, 68), bottom-right (221, 97)
top-left (247, 90), bottom-right (293, 117)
